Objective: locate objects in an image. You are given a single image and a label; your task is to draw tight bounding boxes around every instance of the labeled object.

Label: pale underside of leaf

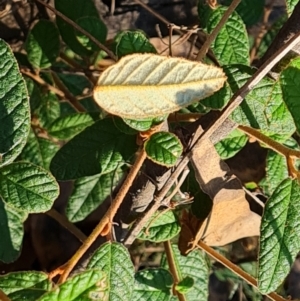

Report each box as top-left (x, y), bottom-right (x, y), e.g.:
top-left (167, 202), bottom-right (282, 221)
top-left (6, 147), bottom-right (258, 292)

top-left (94, 54), bottom-right (226, 119)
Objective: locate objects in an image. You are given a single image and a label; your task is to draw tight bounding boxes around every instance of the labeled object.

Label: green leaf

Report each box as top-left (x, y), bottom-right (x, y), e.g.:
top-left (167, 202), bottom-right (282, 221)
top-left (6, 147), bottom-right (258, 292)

top-left (226, 65), bottom-right (296, 141)
top-left (50, 118), bottom-right (137, 180)
top-left (87, 242), bottom-right (135, 301)
top-left (75, 16), bottom-right (107, 52)
top-left (206, 6), bottom-right (249, 65)
top-left (201, 82), bottom-right (232, 110)
top-left (132, 268), bottom-right (173, 301)
top-left (123, 116), bottom-right (165, 132)
top-left (48, 112), bottom-right (100, 139)
top-left (280, 57), bottom-right (300, 133)
top-left (8, 289), bottom-right (47, 301)
top-left (94, 54), bottom-right (227, 119)
top-left (175, 276), bottom-right (194, 294)
top-left (214, 128), bottom-right (248, 159)
top-left (56, 72), bottom-right (92, 97)
top-left (161, 244), bottom-right (209, 301)
top-left (138, 210), bottom-right (181, 242)
top-left (144, 132), bottom-right (183, 167)
top-left (286, 0), bottom-right (298, 15)
top-left (258, 178), bottom-right (300, 294)
top-left (114, 30), bottom-right (157, 58)
top-left (259, 151), bottom-right (288, 197)
top-left (24, 77), bottom-right (42, 112)
top-left (21, 128), bottom-right (59, 169)
top-left (0, 162), bottom-right (59, 213)
top-left (66, 168), bottom-right (124, 222)
top-left (0, 271), bottom-right (51, 295)
top-left (113, 117), bottom-right (138, 135)
top-left (126, 116), bottom-right (166, 131)
top-left (0, 198), bottom-right (27, 263)
top-left (55, 0), bottom-right (100, 56)
top-left (0, 39), bottom-right (30, 167)
top-left (38, 269), bottom-right (107, 301)
top-left (38, 92), bottom-right (61, 129)
top-left (222, 0), bottom-right (264, 26)
top-left (25, 20), bottom-right (60, 69)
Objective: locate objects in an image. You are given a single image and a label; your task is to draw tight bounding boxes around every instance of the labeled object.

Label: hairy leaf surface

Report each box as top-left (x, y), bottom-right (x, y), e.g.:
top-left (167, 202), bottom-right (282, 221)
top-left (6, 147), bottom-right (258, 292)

top-left (94, 54), bottom-right (226, 119)
top-left (258, 178), bottom-right (300, 294)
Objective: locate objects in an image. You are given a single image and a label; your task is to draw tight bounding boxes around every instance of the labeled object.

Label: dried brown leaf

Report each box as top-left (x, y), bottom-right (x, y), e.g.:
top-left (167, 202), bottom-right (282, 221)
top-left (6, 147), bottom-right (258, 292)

top-left (185, 128), bottom-right (261, 248)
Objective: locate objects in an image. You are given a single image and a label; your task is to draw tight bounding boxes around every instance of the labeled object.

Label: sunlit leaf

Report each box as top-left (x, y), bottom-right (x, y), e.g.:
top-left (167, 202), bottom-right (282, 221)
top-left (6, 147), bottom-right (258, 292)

top-left (161, 244), bottom-right (209, 301)
top-left (206, 6), bottom-right (249, 65)
top-left (286, 0), bottom-right (298, 15)
top-left (114, 30), bottom-right (157, 58)
top-left (0, 162), bottom-right (59, 213)
top-left (138, 211), bottom-right (181, 242)
top-left (0, 39), bottom-right (30, 167)
top-left (48, 112), bottom-right (100, 139)
top-left (214, 128), bottom-right (248, 159)
top-left (87, 242), bottom-right (134, 301)
top-left (280, 57), bottom-right (300, 133)
top-left (258, 178), bottom-right (300, 294)
top-left (132, 268), bottom-right (173, 301)
top-left (0, 271), bottom-right (51, 295)
top-left (38, 269), bottom-right (107, 300)
top-left (226, 65), bottom-right (295, 142)
top-left (94, 54), bottom-right (226, 119)
top-left (66, 168), bottom-right (124, 222)
top-left (144, 132), bottom-right (183, 167)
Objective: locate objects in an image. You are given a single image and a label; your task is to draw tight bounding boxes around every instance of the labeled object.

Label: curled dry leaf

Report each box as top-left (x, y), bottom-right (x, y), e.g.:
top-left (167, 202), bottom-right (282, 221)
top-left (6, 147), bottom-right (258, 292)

top-left (94, 54), bottom-right (226, 119)
top-left (180, 127), bottom-right (261, 252)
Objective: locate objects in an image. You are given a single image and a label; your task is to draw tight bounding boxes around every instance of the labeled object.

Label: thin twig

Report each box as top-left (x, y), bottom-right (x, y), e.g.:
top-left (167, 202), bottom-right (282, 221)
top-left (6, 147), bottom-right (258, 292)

top-left (164, 241), bottom-right (186, 301)
top-left (59, 52), bottom-right (98, 85)
top-left (124, 30), bottom-right (300, 247)
top-left (158, 32), bottom-right (195, 57)
top-left (46, 209), bottom-right (87, 242)
top-left (161, 167), bottom-right (190, 206)
top-left (21, 68), bottom-right (65, 97)
top-left (143, 168), bottom-right (190, 236)
top-left (242, 188), bottom-right (265, 208)
top-left (124, 124), bottom-right (205, 246)
top-left (187, 34), bottom-right (198, 60)
top-left (123, 155), bottom-right (191, 247)
top-left (56, 148), bottom-right (147, 283)
top-left (135, 0), bottom-right (172, 29)
top-left (33, 0), bottom-right (117, 61)
top-left (168, 24), bottom-right (173, 56)
top-left (195, 31), bottom-right (300, 145)
top-left (135, 0), bottom-right (218, 64)
top-left (170, 114), bottom-right (300, 165)
top-left (135, 0), bottom-right (199, 45)
top-left (51, 72), bottom-right (86, 112)
top-left (0, 290), bottom-right (11, 301)
top-left (196, 0), bottom-right (242, 61)
top-left (197, 241), bottom-right (288, 301)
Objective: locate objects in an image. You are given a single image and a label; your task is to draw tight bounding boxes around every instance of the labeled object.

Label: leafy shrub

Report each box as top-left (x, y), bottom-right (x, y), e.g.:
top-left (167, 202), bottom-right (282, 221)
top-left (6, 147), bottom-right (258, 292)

top-left (1, 0), bottom-right (300, 300)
